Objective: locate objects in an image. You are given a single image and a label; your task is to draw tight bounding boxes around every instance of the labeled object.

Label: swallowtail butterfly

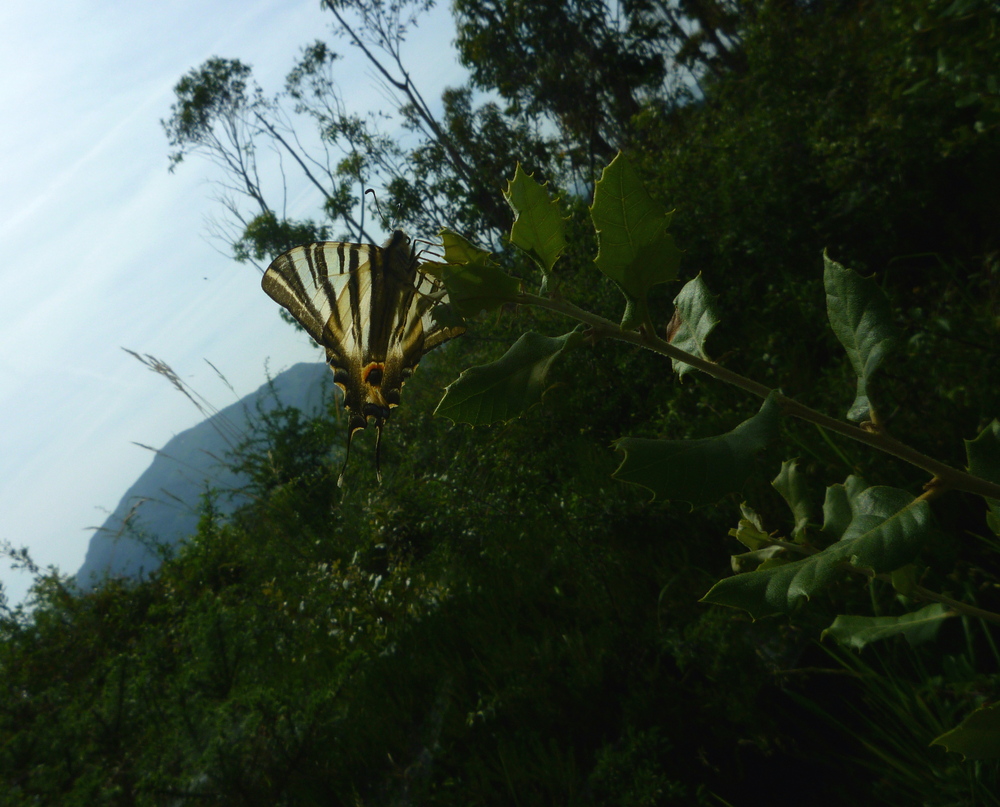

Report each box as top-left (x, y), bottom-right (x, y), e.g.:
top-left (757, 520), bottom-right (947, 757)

top-left (262, 231), bottom-right (465, 485)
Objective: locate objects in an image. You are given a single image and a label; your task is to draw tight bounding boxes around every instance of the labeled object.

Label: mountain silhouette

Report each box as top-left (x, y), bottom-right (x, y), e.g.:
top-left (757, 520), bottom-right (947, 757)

top-left (75, 363), bottom-right (332, 589)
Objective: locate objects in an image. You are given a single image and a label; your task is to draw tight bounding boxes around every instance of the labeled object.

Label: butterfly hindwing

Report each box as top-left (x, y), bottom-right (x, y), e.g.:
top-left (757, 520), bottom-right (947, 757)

top-left (262, 230), bottom-right (465, 484)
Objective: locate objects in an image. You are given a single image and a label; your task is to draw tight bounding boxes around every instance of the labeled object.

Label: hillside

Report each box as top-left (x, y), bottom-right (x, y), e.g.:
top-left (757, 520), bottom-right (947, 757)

top-left (75, 362), bottom-right (331, 589)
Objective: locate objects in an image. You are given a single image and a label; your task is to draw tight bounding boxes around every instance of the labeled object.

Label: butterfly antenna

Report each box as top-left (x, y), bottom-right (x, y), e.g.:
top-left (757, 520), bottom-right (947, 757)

top-left (365, 188), bottom-right (388, 230)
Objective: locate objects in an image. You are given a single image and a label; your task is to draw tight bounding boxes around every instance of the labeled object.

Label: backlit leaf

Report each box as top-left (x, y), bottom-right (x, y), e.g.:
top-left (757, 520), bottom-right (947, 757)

top-left (439, 229), bottom-right (493, 265)
top-left (669, 274), bottom-right (719, 377)
top-left (821, 603), bottom-right (953, 650)
top-left (435, 329), bottom-right (582, 425)
top-left (503, 163), bottom-right (568, 278)
top-left (932, 702), bottom-right (1000, 760)
top-left (591, 153), bottom-right (680, 329)
top-left (612, 393), bottom-right (780, 506)
top-left (424, 230), bottom-right (519, 318)
top-left (824, 253), bottom-right (897, 421)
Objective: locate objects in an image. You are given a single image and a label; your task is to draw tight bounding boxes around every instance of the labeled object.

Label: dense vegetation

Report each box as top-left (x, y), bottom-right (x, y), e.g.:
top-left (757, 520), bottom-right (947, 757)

top-left (3, 1), bottom-right (999, 803)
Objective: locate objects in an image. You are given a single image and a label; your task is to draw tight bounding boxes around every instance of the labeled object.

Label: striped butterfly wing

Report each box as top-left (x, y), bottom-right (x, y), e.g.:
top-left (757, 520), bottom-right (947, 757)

top-left (261, 230), bottom-right (465, 484)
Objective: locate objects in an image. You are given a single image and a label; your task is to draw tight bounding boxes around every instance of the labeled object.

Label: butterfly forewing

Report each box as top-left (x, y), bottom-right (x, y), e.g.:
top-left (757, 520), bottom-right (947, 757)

top-left (261, 230), bottom-right (465, 484)
top-left (261, 242), bottom-right (374, 354)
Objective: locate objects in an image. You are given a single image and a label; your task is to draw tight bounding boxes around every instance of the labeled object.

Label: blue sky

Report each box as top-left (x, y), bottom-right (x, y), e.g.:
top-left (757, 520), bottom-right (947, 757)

top-left (0, 0), bottom-right (462, 606)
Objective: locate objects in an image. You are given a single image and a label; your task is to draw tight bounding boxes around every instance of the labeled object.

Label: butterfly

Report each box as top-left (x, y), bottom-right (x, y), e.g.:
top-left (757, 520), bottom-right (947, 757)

top-left (262, 230), bottom-right (465, 485)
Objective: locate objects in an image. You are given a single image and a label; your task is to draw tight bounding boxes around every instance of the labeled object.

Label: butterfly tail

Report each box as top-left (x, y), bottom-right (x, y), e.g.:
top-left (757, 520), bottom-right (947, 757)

top-left (338, 417), bottom-right (367, 488)
top-left (374, 423), bottom-right (384, 485)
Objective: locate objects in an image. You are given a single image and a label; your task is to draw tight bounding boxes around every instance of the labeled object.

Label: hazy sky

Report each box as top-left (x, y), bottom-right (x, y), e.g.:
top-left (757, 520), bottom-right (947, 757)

top-left (0, 0), bottom-right (462, 606)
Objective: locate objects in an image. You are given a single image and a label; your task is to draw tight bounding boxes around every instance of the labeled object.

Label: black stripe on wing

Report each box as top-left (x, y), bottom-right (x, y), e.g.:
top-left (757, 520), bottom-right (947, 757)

top-left (262, 241), bottom-right (377, 352)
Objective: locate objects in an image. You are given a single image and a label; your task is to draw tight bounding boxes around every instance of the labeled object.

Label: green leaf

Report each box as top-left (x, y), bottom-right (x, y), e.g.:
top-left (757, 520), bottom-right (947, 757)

top-left (965, 420), bottom-right (1000, 536)
top-left (820, 476), bottom-right (869, 543)
top-left (669, 274), bottom-right (719, 377)
top-left (932, 702), bottom-right (1000, 760)
top-left (424, 230), bottom-right (519, 318)
top-left (503, 163), bottom-right (568, 278)
top-left (591, 153), bottom-right (680, 329)
top-left (439, 229), bottom-right (493, 265)
top-left (435, 330), bottom-right (582, 425)
top-left (428, 301), bottom-right (467, 333)
top-left (821, 603), bottom-right (953, 650)
top-left (427, 259), bottom-right (519, 319)
top-left (729, 502), bottom-right (771, 550)
top-left (824, 253), bottom-right (897, 421)
top-left (612, 393), bottom-right (780, 506)
top-left (701, 486), bottom-right (932, 619)
top-left (731, 545), bottom-right (789, 573)
top-left (890, 564), bottom-right (920, 598)
top-left (772, 459), bottom-right (813, 542)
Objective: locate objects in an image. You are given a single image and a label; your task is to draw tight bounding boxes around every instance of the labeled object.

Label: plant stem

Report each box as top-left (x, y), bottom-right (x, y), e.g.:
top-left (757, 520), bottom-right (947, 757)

top-left (913, 585), bottom-right (1000, 627)
top-left (516, 292), bottom-right (1000, 502)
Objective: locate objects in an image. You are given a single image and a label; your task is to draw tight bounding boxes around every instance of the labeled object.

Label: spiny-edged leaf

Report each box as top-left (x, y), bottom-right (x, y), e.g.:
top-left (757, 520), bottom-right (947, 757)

top-left (821, 603), bottom-right (953, 650)
top-left (739, 501), bottom-right (764, 531)
top-left (591, 152), bottom-right (680, 329)
top-left (732, 545), bottom-right (789, 573)
top-left (503, 163), bottom-right (567, 277)
top-left (729, 502), bottom-right (771, 550)
top-left (965, 420), bottom-right (1000, 536)
top-left (701, 486), bottom-right (932, 619)
top-left (820, 475), bottom-right (869, 544)
top-left (424, 258), bottom-right (519, 318)
top-left (435, 329), bottom-right (582, 425)
top-left (428, 301), bottom-right (467, 333)
top-left (592, 154), bottom-right (667, 267)
top-left (439, 229), bottom-right (493, 264)
top-left (612, 392), bottom-right (780, 506)
top-left (824, 253), bottom-right (897, 421)
top-left (669, 274), bottom-right (719, 377)
top-left (424, 231), bottom-right (519, 318)
top-left (773, 459), bottom-right (813, 542)
top-left (932, 702), bottom-right (1000, 760)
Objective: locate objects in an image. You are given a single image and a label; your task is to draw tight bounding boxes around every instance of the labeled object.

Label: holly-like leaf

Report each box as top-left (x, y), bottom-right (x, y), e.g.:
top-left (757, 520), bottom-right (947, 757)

top-left (731, 545), bottom-right (789, 573)
top-left (435, 329), bottom-right (582, 425)
top-left (772, 459), bottom-right (813, 542)
top-left (427, 301), bottom-right (467, 333)
top-left (820, 475), bottom-right (869, 545)
top-left (669, 274), bottom-right (719, 377)
top-left (965, 420), bottom-right (1000, 536)
top-left (503, 163), bottom-right (567, 278)
top-left (932, 702), bottom-right (1000, 760)
top-left (824, 253), bottom-right (897, 421)
top-left (612, 393), bottom-right (780, 506)
top-left (439, 229), bottom-right (493, 265)
top-left (591, 153), bottom-right (680, 329)
top-left (729, 502), bottom-right (771, 551)
top-left (701, 486), bottom-right (932, 619)
top-left (821, 603), bottom-right (953, 650)
top-left (424, 230), bottom-right (519, 318)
